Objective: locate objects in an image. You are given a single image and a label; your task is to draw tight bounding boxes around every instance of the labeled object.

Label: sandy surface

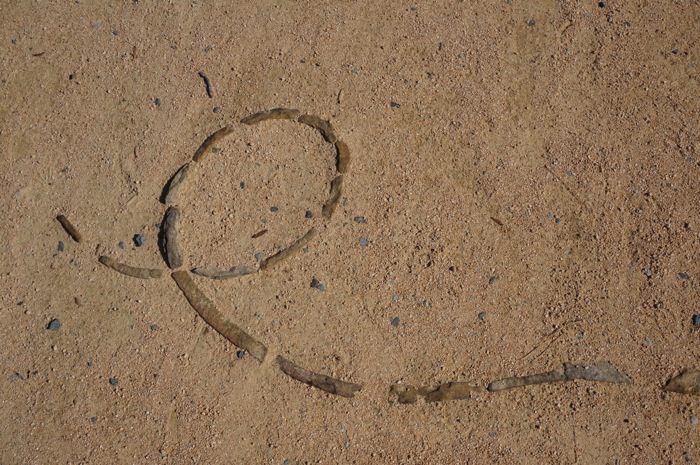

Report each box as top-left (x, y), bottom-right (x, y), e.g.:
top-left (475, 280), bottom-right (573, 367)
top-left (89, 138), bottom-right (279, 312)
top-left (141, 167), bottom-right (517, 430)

top-left (2, 1), bottom-right (699, 463)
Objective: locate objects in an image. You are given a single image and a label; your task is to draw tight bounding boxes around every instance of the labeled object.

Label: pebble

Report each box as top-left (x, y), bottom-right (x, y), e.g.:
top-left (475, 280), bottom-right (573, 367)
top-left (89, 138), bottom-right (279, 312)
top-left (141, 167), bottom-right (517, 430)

top-left (391, 317), bottom-right (400, 327)
top-left (359, 237), bottom-right (368, 247)
top-left (643, 268), bottom-right (652, 278)
top-left (47, 318), bottom-right (61, 331)
top-left (422, 300), bottom-right (430, 307)
top-left (109, 377), bottom-right (118, 386)
top-left (692, 315), bottom-right (700, 326)
top-left (305, 210), bottom-right (313, 219)
top-left (392, 295), bottom-right (399, 301)
top-left (133, 234), bottom-right (145, 247)
top-left (692, 416), bottom-right (699, 425)
top-left (91, 417), bottom-right (97, 423)
top-left (528, 19), bottom-right (536, 27)
top-left (270, 206), bottom-right (279, 212)
top-left (240, 181), bottom-right (245, 189)
top-left (310, 278), bottom-right (326, 291)
top-left (478, 311), bottom-right (486, 321)
top-left (213, 106), bottom-right (220, 113)
top-left (57, 241), bottom-right (65, 252)
top-left (154, 98), bottom-right (161, 106)
top-left (254, 253), bottom-right (263, 261)
top-left (679, 272), bottom-right (690, 280)
top-left (353, 216), bottom-right (367, 224)
top-left (488, 276), bottom-right (499, 285)
top-left (390, 101), bottom-right (401, 108)
top-left (598, 1), bottom-right (606, 7)
top-left (118, 241), bottom-right (125, 249)
top-left (236, 350), bottom-right (245, 359)
top-left (150, 324), bottom-right (158, 331)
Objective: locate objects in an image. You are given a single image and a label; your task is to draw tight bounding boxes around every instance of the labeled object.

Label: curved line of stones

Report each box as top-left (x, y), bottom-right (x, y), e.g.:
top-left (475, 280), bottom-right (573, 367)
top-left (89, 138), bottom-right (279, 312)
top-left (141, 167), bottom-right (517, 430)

top-left (96, 109), bottom-right (700, 402)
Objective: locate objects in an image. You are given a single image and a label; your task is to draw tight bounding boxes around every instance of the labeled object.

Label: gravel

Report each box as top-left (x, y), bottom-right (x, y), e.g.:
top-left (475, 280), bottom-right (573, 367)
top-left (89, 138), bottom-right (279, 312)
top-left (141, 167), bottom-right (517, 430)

top-left (133, 234), bottom-right (145, 247)
top-left (311, 278), bottom-right (326, 291)
top-left (47, 319), bottom-right (61, 331)
top-left (391, 317), bottom-right (400, 327)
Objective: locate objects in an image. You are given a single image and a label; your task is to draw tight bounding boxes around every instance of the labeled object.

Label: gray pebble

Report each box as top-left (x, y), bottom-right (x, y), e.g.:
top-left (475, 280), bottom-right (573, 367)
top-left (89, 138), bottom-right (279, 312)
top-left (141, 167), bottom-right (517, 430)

top-left (117, 241), bottom-right (125, 249)
top-left (422, 300), bottom-right (430, 307)
top-left (392, 294), bottom-right (399, 301)
top-left (255, 253), bottom-right (263, 261)
top-left (310, 278), bottom-right (326, 291)
top-left (57, 241), bottom-right (65, 252)
top-left (390, 317), bottom-right (400, 327)
top-left (109, 377), bottom-right (118, 386)
top-left (305, 210), bottom-right (313, 219)
top-left (692, 315), bottom-right (700, 326)
top-left (154, 98), bottom-right (161, 106)
top-left (643, 268), bottom-right (652, 278)
top-left (359, 237), bottom-right (368, 247)
top-left (390, 101), bottom-right (401, 108)
top-left (240, 181), bottom-right (245, 189)
top-left (353, 216), bottom-right (367, 224)
top-left (91, 417), bottom-right (97, 423)
top-left (478, 311), bottom-right (486, 321)
top-left (47, 318), bottom-right (61, 331)
top-left (150, 324), bottom-right (158, 331)
top-left (679, 272), bottom-right (690, 280)
top-left (236, 350), bottom-right (245, 359)
top-left (133, 234), bottom-right (145, 247)
top-left (692, 416), bottom-right (699, 425)
top-left (488, 276), bottom-right (499, 285)
top-left (213, 106), bottom-right (220, 113)
top-left (527, 19), bottom-right (536, 26)
top-left (270, 206), bottom-right (279, 213)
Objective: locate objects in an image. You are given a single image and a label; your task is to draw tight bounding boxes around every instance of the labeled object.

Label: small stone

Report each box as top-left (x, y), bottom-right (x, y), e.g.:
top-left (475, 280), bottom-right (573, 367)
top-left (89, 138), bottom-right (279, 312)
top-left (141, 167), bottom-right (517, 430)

top-left (236, 350), bottom-right (245, 359)
top-left (154, 98), bottom-right (161, 106)
top-left (133, 234), bottom-right (145, 247)
top-left (47, 319), bottom-right (61, 331)
top-left (240, 181), bottom-right (245, 189)
top-left (390, 101), bottom-right (401, 108)
top-left (87, 361), bottom-right (93, 367)
top-left (598, 1), bottom-right (606, 7)
top-left (353, 216), bottom-right (367, 224)
top-left (254, 253), bottom-right (263, 261)
top-left (57, 241), bottom-right (65, 252)
top-left (692, 315), bottom-right (700, 326)
top-left (359, 237), bottom-right (368, 247)
top-left (305, 210), bottom-right (313, 219)
top-left (118, 241), bottom-right (125, 249)
top-left (310, 278), bottom-right (326, 291)
top-left (645, 337), bottom-right (651, 346)
top-left (488, 276), bottom-right (499, 285)
top-left (391, 317), bottom-right (400, 327)
top-left (270, 206), bottom-right (279, 212)
top-left (643, 268), bottom-right (651, 278)
top-left (150, 324), bottom-right (158, 331)
top-left (679, 272), bottom-right (690, 280)
top-left (109, 377), bottom-right (118, 386)
top-left (91, 417), bottom-right (97, 423)
top-left (691, 416), bottom-right (699, 425)
top-left (392, 295), bottom-right (399, 301)
top-left (527, 19), bottom-right (536, 27)
top-left (478, 311), bottom-right (486, 321)
top-left (213, 106), bottom-right (220, 113)
top-left (422, 300), bottom-right (430, 307)
top-left (555, 217), bottom-right (561, 224)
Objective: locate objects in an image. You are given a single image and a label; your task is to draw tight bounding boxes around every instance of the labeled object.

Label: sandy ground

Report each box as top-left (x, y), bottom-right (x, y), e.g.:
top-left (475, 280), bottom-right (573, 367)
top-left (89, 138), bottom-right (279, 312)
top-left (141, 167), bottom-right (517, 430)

top-left (1, 1), bottom-right (699, 464)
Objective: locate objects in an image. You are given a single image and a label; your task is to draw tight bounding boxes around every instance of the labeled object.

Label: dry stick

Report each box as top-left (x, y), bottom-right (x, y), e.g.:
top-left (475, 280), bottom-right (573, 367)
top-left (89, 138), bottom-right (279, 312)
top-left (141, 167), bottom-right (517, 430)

top-left (297, 114), bottom-right (338, 144)
top-left (664, 369), bottom-right (700, 395)
top-left (171, 270), bottom-right (268, 362)
top-left (240, 108), bottom-right (301, 125)
top-left (335, 140), bottom-right (351, 174)
top-left (164, 162), bottom-right (196, 205)
top-left (98, 255), bottom-right (165, 279)
top-left (275, 355), bottom-right (362, 398)
top-left (192, 126), bottom-right (234, 163)
top-left (322, 176), bottom-right (343, 219)
top-left (198, 71), bottom-right (213, 98)
top-left (191, 265), bottom-right (258, 280)
top-left (56, 215), bottom-right (82, 243)
top-left (162, 206), bottom-right (183, 269)
top-left (260, 228), bottom-right (317, 271)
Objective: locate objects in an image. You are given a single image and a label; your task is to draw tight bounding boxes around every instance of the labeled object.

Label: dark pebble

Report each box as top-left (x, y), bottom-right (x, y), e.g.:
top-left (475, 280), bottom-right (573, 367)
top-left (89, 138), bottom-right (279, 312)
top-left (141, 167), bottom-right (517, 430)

top-left (488, 276), bottom-right (499, 285)
top-left (390, 101), bottom-right (401, 108)
top-left (598, 1), bottom-right (606, 6)
top-left (211, 147), bottom-right (221, 154)
top-left (57, 241), bottom-right (65, 252)
top-left (672, 49), bottom-right (679, 55)
top-left (692, 315), bottom-right (700, 326)
top-left (422, 300), bottom-right (430, 307)
top-left (478, 311), bottom-right (486, 321)
top-left (679, 272), bottom-right (690, 280)
top-left (150, 324), bottom-right (158, 331)
top-left (91, 417), bottom-right (97, 423)
top-left (213, 106), bottom-right (220, 113)
top-left (528, 19), bottom-right (536, 26)
top-left (133, 233), bottom-right (145, 247)
top-left (154, 98), bottom-right (161, 106)
top-left (87, 361), bottom-right (93, 367)
top-left (359, 237), bottom-right (368, 247)
top-left (236, 350), bottom-right (246, 359)
top-left (15, 372), bottom-right (26, 381)
top-left (390, 317), bottom-right (400, 327)
top-left (353, 216), bottom-right (367, 224)
top-left (305, 210), bottom-right (313, 219)
top-left (109, 377), bottom-right (118, 386)
top-left (555, 217), bottom-right (561, 224)
top-left (117, 241), bottom-right (125, 249)
top-left (310, 277), bottom-right (326, 291)
top-left (47, 318), bottom-right (61, 331)
top-left (270, 206), bottom-right (279, 213)
top-left (240, 181), bottom-right (245, 189)
top-left (643, 268), bottom-right (651, 278)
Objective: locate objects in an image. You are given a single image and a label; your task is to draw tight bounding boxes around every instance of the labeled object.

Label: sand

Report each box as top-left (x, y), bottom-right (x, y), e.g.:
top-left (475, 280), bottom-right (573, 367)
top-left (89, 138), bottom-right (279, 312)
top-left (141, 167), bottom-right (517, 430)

top-left (1, 1), bottom-right (699, 463)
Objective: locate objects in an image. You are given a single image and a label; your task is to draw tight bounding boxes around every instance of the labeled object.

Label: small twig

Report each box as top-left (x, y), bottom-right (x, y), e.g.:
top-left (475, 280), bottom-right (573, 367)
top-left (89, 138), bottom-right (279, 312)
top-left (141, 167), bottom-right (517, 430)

top-left (198, 71), bottom-right (213, 98)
